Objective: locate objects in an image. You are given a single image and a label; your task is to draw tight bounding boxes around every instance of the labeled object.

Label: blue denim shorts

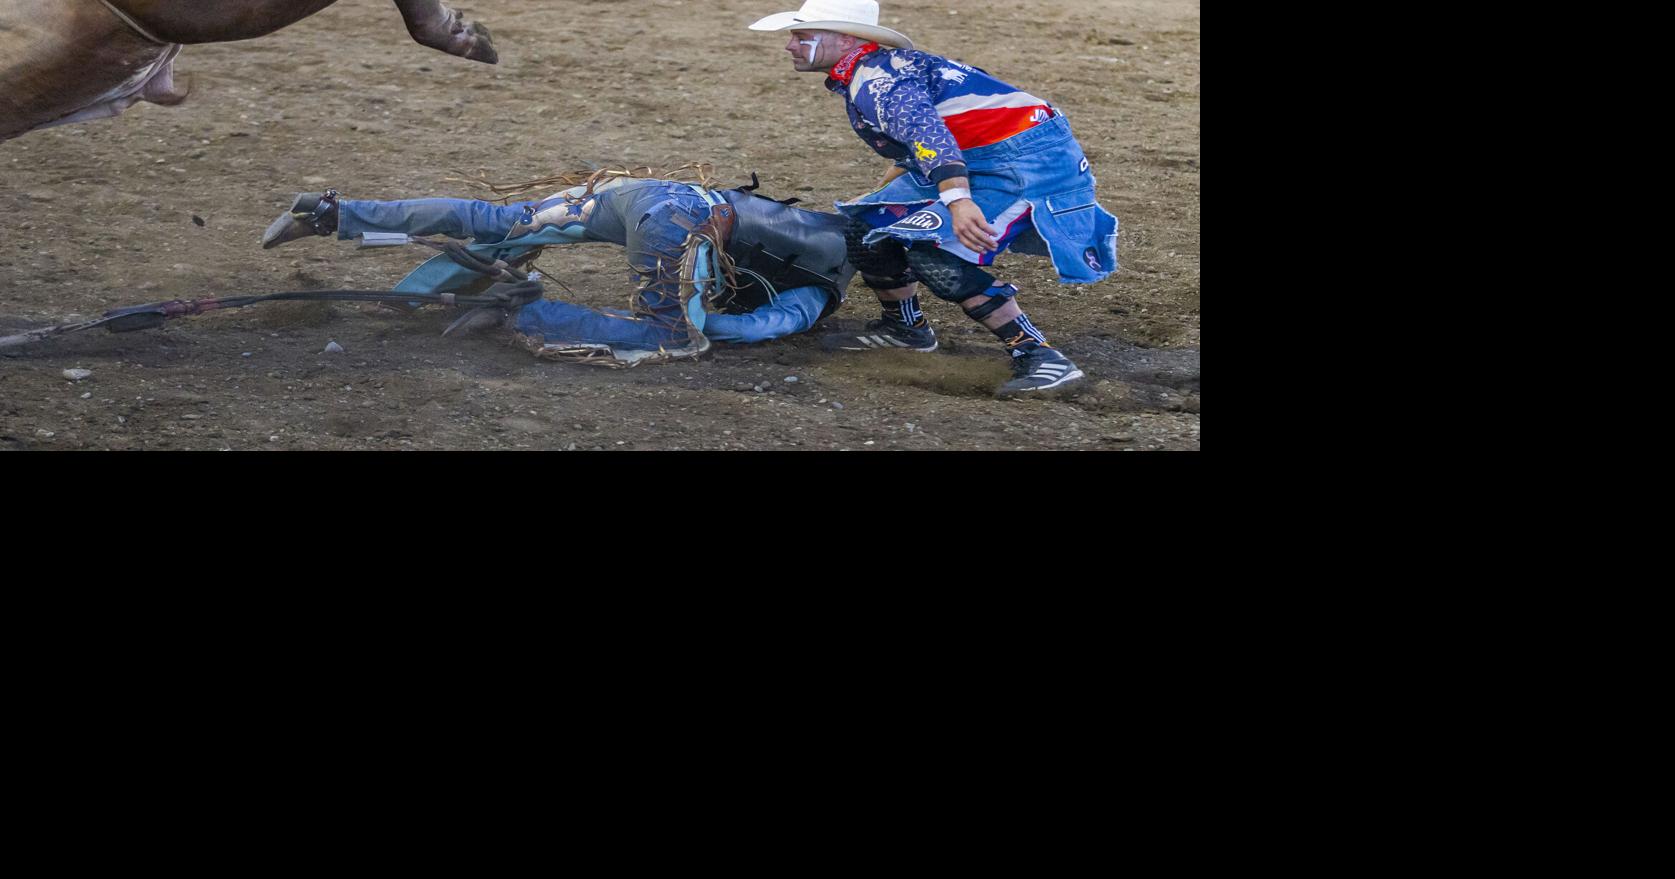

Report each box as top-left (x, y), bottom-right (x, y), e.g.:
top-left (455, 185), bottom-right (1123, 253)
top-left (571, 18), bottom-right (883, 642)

top-left (836, 114), bottom-right (1119, 284)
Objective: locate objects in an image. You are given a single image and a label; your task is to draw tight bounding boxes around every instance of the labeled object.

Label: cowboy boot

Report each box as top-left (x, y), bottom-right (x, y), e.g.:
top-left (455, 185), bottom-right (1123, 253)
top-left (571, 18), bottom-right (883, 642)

top-left (441, 277), bottom-right (544, 337)
top-left (441, 305), bottom-right (517, 338)
top-left (261, 190), bottom-right (340, 250)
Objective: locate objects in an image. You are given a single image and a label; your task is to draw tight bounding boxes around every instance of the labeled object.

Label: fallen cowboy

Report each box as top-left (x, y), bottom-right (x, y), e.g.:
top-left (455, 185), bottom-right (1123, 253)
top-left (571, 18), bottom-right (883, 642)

top-left (260, 168), bottom-right (857, 366)
top-left (1, 169), bottom-right (858, 364)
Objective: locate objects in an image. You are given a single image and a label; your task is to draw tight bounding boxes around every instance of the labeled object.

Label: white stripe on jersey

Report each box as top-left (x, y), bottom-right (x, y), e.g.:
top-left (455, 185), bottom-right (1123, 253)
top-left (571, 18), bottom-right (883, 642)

top-left (933, 91), bottom-right (1050, 116)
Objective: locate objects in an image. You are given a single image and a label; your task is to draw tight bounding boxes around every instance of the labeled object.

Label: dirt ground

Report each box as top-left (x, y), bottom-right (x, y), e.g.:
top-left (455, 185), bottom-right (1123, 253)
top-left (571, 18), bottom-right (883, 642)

top-left (1, 0), bottom-right (1199, 451)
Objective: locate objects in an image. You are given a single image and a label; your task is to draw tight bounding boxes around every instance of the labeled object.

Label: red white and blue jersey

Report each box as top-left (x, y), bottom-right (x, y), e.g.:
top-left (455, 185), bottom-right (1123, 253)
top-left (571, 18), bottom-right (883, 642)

top-left (825, 43), bottom-right (1055, 184)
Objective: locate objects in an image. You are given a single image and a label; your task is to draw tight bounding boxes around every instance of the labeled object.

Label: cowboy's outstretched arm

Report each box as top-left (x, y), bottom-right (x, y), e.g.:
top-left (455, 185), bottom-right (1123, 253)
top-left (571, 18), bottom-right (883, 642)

top-left (702, 286), bottom-right (829, 344)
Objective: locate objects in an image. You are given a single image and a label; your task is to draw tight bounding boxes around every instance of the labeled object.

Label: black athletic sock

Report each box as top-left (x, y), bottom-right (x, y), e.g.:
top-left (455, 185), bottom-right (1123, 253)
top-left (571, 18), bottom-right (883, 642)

top-left (880, 295), bottom-right (924, 326)
top-left (991, 315), bottom-right (1049, 356)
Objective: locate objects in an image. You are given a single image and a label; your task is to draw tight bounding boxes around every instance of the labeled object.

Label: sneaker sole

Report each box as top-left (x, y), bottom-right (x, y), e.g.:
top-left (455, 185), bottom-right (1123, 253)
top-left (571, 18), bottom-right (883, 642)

top-left (998, 368), bottom-right (1086, 397)
top-left (822, 336), bottom-right (937, 353)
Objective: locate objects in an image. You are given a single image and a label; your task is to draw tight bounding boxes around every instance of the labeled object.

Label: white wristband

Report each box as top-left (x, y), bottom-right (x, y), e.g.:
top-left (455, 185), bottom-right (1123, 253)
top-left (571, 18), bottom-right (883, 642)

top-left (938, 187), bottom-right (973, 205)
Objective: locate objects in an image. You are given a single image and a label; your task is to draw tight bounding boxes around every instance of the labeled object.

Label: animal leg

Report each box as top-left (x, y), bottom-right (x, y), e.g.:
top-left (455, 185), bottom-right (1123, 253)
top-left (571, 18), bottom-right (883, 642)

top-left (393, 0), bottom-right (498, 64)
top-left (140, 50), bottom-right (190, 106)
top-left (29, 43), bottom-right (187, 133)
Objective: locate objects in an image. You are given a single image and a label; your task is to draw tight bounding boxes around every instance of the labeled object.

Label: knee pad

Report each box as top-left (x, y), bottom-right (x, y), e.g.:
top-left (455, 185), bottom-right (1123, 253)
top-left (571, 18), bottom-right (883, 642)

top-left (845, 220), bottom-right (917, 290)
top-left (964, 283), bottom-right (1018, 320)
top-left (904, 245), bottom-right (997, 302)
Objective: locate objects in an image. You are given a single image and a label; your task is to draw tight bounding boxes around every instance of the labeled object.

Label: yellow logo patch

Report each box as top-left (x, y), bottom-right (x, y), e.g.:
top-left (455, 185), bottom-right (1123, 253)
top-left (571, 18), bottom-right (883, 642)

top-left (914, 141), bottom-right (939, 162)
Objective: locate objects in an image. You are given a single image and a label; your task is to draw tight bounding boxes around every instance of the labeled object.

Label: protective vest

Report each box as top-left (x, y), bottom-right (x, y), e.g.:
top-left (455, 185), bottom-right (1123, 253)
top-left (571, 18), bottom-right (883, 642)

top-left (714, 188), bottom-right (854, 318)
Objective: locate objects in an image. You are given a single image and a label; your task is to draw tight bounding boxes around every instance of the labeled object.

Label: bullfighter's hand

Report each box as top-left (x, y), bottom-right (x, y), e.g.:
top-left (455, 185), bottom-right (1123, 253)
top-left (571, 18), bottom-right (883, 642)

top-left (949, 198), bottom-right (999, 254)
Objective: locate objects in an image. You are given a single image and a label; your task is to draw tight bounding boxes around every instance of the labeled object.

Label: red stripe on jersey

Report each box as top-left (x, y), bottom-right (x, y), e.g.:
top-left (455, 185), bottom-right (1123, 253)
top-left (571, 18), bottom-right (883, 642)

top-left (943, 105), bottom-right (1054, 149)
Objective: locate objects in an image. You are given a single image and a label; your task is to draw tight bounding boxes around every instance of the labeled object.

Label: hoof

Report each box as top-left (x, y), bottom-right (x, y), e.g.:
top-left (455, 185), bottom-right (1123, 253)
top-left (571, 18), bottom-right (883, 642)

top-left (462, 23), bottom-right (498, 65)
top-left (417, 7), bottom-right (498, 65)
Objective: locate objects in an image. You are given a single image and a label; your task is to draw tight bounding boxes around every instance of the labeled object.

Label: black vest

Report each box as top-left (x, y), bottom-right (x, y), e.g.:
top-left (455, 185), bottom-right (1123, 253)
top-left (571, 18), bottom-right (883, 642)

top-left (712, 188), bottom-right (854, 318)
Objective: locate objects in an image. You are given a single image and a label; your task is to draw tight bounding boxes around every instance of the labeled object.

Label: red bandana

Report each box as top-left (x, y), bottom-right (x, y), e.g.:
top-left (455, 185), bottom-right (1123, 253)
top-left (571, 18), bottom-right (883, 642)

top-left (827, 42), bottom-right (882, 86)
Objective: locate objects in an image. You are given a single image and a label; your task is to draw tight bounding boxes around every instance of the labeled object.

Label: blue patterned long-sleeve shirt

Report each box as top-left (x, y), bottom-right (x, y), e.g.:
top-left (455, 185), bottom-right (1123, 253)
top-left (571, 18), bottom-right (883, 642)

top-left (824, 43), bottom-right (1055, 185)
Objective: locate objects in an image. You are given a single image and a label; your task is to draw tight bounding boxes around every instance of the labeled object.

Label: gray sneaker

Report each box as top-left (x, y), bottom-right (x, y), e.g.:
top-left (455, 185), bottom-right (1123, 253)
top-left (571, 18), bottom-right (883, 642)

top-left (820, 317), bottom-right (938, 352)
top-left (997, 347), bottom-right (1085, 397)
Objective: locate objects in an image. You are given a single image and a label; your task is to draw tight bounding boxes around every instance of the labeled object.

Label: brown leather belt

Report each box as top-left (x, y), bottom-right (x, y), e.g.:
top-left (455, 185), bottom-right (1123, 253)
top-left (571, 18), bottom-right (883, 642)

top-left (698, 202), bottom-right (736, 250)
top-left (669, 199), bottom-right (735, 250)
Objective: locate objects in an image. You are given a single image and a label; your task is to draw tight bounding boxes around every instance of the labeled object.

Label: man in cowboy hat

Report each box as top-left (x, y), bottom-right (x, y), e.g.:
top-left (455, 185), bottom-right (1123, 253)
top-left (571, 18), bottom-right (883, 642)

top-left (748, 0), bottom-right (1120, 397)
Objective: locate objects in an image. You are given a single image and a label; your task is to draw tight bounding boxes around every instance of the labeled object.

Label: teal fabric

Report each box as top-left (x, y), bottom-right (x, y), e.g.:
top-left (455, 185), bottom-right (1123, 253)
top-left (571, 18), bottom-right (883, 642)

top-left (391, 225), bottom-right (586, 296)
top-left (687, 241), bottom-right (711, 332)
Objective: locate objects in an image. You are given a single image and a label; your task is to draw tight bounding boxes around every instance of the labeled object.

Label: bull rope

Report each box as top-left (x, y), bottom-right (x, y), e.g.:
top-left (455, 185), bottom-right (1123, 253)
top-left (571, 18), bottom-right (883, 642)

top-left (96, 0), bottom-right (170, 45)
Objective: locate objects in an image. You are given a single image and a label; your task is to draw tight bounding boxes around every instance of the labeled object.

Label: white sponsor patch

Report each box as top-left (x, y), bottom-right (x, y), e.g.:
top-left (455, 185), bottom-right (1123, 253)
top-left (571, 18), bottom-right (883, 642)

top-left (893, 210), bottom-right (944, 232)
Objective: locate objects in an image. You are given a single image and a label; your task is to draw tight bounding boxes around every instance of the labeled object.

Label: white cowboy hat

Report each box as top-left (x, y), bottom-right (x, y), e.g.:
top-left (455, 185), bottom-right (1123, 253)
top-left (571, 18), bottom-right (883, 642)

top-left (748, 0), bottom-right (914, 50)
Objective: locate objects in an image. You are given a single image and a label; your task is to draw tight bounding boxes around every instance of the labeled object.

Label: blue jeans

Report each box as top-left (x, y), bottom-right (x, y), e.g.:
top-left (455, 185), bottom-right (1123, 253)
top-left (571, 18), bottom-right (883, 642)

top-left (339, 197), bottom-right (534, 241)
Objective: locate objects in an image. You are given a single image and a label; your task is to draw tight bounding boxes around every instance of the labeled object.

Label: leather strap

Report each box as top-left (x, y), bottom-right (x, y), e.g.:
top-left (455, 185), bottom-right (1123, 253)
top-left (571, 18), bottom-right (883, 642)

top-left (98, 0), bottom-right (169, 45)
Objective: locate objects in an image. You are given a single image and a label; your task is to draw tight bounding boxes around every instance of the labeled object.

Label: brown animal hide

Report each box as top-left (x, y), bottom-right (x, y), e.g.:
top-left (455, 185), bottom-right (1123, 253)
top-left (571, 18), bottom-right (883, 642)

top-left (0, 0), bottom-right (495, 142)
top-left (0, 0), bottom-right (183, 141)
top-left (103, 1), bottom-right (495, 61)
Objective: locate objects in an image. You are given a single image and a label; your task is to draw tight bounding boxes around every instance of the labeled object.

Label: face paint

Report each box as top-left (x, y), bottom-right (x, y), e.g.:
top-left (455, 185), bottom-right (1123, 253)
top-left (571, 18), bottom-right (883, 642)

top-left (799, 37), bottom-right (822, 64)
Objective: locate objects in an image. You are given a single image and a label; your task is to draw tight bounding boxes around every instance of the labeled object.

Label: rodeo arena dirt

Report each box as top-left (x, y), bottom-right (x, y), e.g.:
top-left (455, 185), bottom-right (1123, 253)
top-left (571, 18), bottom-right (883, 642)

top-left (1, 0), bottom-right (1199, 452)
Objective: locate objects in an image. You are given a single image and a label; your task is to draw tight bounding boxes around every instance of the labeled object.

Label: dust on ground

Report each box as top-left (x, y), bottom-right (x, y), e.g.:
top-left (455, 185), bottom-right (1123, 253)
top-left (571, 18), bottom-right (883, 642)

top-left (1, 0), bottom-right (1199, 450)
